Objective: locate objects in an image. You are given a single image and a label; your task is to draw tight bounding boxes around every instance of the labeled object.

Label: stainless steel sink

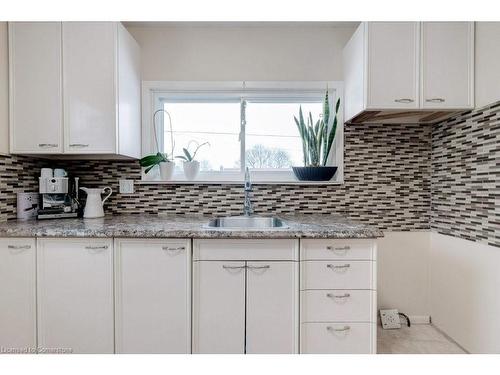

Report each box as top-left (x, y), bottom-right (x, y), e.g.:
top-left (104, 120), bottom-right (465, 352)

top-left (205, 216), bottom-right (288, 229)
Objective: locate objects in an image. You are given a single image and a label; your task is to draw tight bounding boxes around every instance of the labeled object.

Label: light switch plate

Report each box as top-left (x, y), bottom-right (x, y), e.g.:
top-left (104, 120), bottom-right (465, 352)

top-left (380, 309), bottom-right (402, 329)
top-left (119, 179), bottom-right (134, 194)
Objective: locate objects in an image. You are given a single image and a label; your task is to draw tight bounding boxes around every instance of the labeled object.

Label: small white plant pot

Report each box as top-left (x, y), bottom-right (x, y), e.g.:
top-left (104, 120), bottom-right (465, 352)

top-left (183, 160), bottom-right (200, 180)
top-left (159, 161), bottom-right (175, 180)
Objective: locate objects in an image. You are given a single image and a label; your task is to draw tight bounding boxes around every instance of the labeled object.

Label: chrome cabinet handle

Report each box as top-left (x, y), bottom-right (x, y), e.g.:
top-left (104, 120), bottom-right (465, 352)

top-left (394, 98), bottom-right (414, 103)
top-left (7, 245), bottom-right (31, 250)
top-left (162, 246), bottom-right (185, 251)
top-left (326, 263), bottom-right (351, 270)
top-left (426, 98), bottom-right (445, 103)
top-left (85, 245), bottom-right (109, 250)
top-left (69, 144), bottom-right (90, 148)
top-left (38, 143), bottom-right (58, 148)
top-left (222, 265), bottom-right (246, 270)
top-left (247, 265), bottom-right (270, 270)
top-left (326, 245), bottom-right (350, 254)
top-left (326, 293), bottom-right (351, 299)
top-left (327, 325), bottom-right (351, 332)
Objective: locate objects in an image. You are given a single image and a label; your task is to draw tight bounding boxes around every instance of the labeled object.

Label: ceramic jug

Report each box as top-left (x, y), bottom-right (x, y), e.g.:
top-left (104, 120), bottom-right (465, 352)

top-left (80, 187), bottom-right (112, 219)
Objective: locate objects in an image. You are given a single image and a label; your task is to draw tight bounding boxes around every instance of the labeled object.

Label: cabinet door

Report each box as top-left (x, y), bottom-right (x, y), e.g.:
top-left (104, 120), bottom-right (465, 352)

top-left (115, 239), bottom-right (191, 353)
top-left (366, 22), bottom-right (419, 109)
top-left (9, 22), bottom-right (63, 153)
top-left (0, 238), bottom-right (36, 352)
top-left (246, 261), bottom-right (299, 354)
top-left (192, 261), bottom-right (246, 354)
top-left (63, 22), bottom-right (117, 153)
top-left (37, 239), bottom-right (114, 354)
top-left (421, 22), bottom-right (474, 109)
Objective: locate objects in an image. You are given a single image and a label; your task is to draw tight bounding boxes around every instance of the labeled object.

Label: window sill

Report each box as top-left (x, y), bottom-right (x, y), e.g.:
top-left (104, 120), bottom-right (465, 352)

top-left (138, 172), bottom-right (343, 185)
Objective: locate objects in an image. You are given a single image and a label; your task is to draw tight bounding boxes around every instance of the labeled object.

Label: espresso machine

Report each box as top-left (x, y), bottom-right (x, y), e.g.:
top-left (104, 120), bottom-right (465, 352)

top-left (37, 175), bottom-right (81, 220)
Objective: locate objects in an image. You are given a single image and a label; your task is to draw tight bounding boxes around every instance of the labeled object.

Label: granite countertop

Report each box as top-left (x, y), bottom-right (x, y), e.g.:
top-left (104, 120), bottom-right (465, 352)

top-left (0, 215), bottom-right (384, 239)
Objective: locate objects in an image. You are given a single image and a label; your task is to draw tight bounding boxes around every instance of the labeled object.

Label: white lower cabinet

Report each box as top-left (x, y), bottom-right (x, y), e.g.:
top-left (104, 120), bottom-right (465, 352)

top-left (0, 238), bottom-right (36, 352)
top-left (300, 239), bottom-right (377, 354)
top-left (192, 239), bottom-right (299, 354)
top-left (114, 239), bottom-right (191, 353)
top-left (37, 238), bottom-right (114, 354)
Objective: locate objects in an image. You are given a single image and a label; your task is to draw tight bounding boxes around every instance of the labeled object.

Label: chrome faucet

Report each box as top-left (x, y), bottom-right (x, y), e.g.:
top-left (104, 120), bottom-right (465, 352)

top-left (243, 167), bottom-right (253, 216)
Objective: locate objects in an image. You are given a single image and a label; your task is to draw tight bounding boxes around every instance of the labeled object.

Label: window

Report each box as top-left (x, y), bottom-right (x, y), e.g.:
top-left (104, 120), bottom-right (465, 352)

top-left (145, 82), bottom-right (343, 183)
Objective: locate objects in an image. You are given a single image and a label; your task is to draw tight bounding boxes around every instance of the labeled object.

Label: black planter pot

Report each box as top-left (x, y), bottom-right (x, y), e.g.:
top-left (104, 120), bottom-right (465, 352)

top-left (292, 166), bottom-right (338, 181)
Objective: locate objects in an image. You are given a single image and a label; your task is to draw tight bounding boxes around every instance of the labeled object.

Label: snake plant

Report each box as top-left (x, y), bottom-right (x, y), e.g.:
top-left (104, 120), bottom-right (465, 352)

top-left (294, 90), bottom-right (340, 167)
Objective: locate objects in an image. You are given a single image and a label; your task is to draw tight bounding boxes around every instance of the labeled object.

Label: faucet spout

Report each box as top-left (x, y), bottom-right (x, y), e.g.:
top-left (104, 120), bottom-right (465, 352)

top-left (243, 167), bottom-right (253, 216)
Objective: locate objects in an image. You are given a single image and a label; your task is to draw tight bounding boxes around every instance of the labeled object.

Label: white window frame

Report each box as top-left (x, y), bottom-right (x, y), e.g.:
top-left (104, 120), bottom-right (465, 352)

top-left (140, 81), bottom-right (344, 185)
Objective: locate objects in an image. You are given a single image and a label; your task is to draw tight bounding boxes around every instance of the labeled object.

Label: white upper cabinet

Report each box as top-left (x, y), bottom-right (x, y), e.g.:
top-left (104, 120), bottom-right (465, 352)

top-left (9, 22), bottom-right (63, 153)
top-left (343, 22), bottom-right (475, 124)
top-left (421, 22), bottom-right (475, 109)
top-left (63, 22), bottom-right (117, 154)
top-left (8, 22), bottom-right (141, 158)
top-left (366, 22), bottom-right (419, 109)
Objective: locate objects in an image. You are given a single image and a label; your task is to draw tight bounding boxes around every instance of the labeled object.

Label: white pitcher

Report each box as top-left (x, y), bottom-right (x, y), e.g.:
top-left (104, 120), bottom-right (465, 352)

top-left (80, 187), bottom-right (112, 219)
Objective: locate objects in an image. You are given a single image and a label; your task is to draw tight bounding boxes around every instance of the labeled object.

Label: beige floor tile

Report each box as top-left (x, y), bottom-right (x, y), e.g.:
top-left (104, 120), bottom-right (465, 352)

top-left (377, 324), bottom-right (466, 354)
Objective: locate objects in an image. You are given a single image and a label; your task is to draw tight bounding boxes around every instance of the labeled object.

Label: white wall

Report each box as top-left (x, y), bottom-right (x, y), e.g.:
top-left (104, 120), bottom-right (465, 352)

top-left (377, 232), bottom-right (431, 321)
top-left (126, 23), bottom-right (356, 81)
top-left (0, 22), bottom-right (8, 155)
top-left (430, 233), bottom-right (500, 353)
top-left (475, 22), bottom-right (500, 108)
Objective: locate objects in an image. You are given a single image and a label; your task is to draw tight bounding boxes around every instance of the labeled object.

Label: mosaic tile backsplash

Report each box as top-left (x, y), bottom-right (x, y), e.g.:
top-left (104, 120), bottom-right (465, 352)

top-left (431, 101), bottom-right (500, 248)
top-left (0, 123), bottom-right (432, 231)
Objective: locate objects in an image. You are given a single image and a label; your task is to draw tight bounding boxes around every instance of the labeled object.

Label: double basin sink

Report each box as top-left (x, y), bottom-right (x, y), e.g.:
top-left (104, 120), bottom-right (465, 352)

top-left (205, 216), bottom-right (288, 230)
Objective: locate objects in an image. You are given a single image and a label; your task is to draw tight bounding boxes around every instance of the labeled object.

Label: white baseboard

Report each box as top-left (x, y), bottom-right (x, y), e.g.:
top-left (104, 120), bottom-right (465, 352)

top-left (408, 315), bottom-right (431, 324)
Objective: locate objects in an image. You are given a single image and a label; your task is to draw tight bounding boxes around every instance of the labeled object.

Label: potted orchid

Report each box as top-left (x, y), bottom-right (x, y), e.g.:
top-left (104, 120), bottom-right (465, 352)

top-left (176, 141), bottom-right (210, 180)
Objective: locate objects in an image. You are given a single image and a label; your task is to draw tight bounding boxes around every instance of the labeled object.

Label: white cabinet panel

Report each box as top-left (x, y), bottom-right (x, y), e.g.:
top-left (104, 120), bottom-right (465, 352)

top-left (301, 322), bottom-right (375, 354)
top-left (115, 239), bottom-right (191, 353)
top-left (367, 22), bottom-right (419, 109)
top-left (0, 238), bottom-right (36, 351)
top-left (63, 22), bottom-right (117, 153)
top-left (301, 260), bottom-right (374, 290)
top-left (421, 22), bottom-right (474, 109)
top-left (9, 22), bottom-right (63, 153)
top-left (301, 290), bottom-right (375, 323)
top-left (301, 239), bottom-right (375, 261)
top-left (246, 262), bottom-right (298, 354)
top-left (192, 261), bottom-right (246, 354)
top-left (37, 238), bottom-right (114, 354)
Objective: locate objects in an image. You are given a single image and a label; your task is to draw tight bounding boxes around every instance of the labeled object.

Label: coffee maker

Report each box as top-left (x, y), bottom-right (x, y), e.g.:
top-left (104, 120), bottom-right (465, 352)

top-left (37, 176), bottom-right (81, 219)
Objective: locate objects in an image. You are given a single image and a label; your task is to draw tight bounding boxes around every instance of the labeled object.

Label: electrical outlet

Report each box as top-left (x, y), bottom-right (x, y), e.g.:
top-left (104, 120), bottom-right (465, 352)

top-left (119, 179), bottom-right (134, 194)
top-left (380, 309), bottom-right (402, 329)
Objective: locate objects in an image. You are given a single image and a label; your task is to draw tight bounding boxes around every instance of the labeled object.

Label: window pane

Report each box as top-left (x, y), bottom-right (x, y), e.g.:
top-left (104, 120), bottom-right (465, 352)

top-left (245, 102), bottom-right (323, 169)
top-left (163, 102), bottom-right (241, 172)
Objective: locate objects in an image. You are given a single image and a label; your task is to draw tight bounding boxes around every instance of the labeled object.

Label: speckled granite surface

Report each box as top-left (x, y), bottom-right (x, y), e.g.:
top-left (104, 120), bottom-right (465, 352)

top-left (0, 215), bottom-right (383, 239)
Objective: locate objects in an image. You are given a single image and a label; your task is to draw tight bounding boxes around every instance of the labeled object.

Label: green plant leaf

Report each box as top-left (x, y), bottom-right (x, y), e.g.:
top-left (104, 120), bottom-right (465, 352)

top-left (183, 148), bottom-right (193, 162)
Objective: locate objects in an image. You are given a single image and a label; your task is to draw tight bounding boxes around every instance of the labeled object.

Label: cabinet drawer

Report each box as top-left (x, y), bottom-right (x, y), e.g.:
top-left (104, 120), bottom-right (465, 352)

top-left (301, 322), bottom-right (375, 354)
top-left (301, 290), bottom-right (375, 323)
top-left (301, 261), bottom-right (374, 290)
top-left (193, 239), bottom-right (298, 261)
top-left (301, 239), bottom-right (375, 260)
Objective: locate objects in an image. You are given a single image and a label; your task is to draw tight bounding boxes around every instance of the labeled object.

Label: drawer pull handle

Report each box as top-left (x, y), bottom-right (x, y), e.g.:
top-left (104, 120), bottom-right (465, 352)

top-left (7, 245), bottom-right (31, 252)
top-left (222, 265), bottom-right (246, 270)
top-left (327, 325), bottom-right (351, 333)
top-left (326, 245), bottom-right (350, 254)
top-left (394, 98), bottom-right (414, 103)
top-left (85, 245), bottom-right (109, 251)
top-left (247, 265), bottom-right (270, 270)
top-left (162, 246), bottom-right (185, 251)
top-left (326, 264), bottom-right (350, 272)
top-left (326, 293), bottom-right (351, 299)
top-left (38, 143), bottom-right (58, 148)
top-left (69, 144), bottom-right (90, 148)
top-left (425, 98), bottom-right (445, 103)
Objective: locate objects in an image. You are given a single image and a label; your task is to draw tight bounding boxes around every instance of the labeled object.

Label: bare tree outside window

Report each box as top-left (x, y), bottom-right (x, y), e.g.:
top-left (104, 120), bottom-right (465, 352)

top-left (245, 144), bottom-right (293, 169)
